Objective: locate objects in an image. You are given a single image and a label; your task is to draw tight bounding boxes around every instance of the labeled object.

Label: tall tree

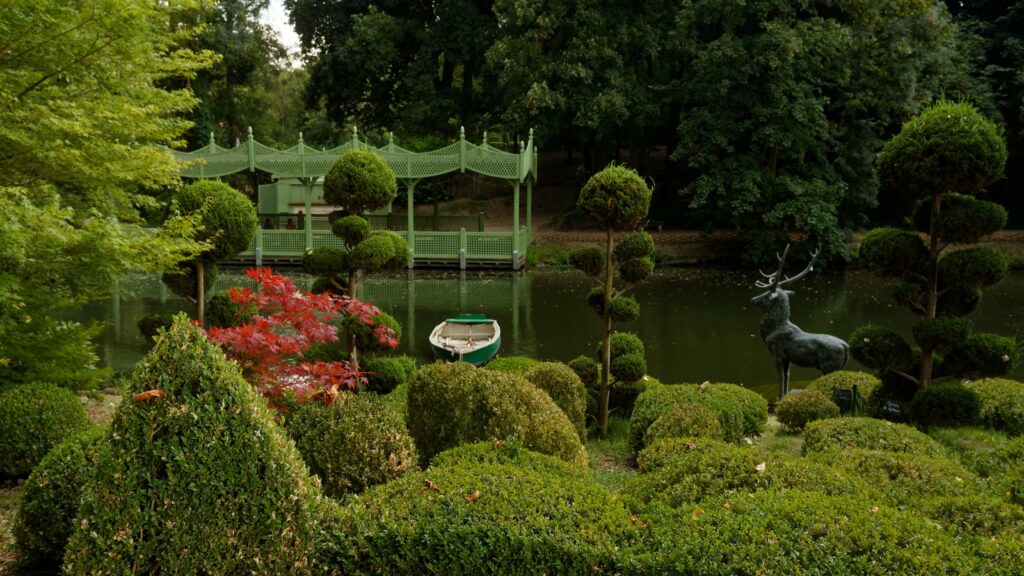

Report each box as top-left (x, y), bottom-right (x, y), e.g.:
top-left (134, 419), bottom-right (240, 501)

top-left (0, 0), bottom-right (212, 387)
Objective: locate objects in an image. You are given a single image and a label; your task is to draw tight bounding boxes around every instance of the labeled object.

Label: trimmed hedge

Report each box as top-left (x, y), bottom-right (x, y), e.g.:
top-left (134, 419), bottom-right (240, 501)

top-left (383, 382), bottom-right (410, 417)
top-left (525, 362), bottom-right (588, 441)
top-left (0, 383), bottom-right (91, 478)
top-left (485, 356), bottom-right (540, 374)
top-left (629, 383), bottom-right (767, 453)
top-left (624, 491), bottom-right (980, 575)
top-left (924, 494), bottom-right (1024, 537)
top-left (802, 417), bottom-right (948, 458)
top-left (965, 378), bottom-right (1024, 436)
top-left (910, 382), bottom-right (980, 429)
top-left (62, 316), bottom-right (332, 575)
top-left (326, 460), bottom-right (638, 575)
top-left (429, 440), bottom-right (589, 480)
top-left (805, 370), bottom-right (881, 405)
top-left (362, 355), bottom-right (416, 394)
top-left (644, 403), bottom-right (723, 446)
top-left (407, 362), bottom-right (586, 467)
top-left (13, 426), bottom-right (105, 568)
top-left (774, 390), bottom-right (839, 431)
top-left (137, 309), bottom-right (176, 341)
top-left (286, 394), bottom-right (418, 499)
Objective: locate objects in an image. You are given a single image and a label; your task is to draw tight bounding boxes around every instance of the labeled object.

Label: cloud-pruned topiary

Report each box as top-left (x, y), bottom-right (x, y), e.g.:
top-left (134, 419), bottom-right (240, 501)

top-left (407, 362), bottom-right (587, 467)
top-left (362, 355), bottom-right (416, 394)
top-left (572, 164), bottom-right (654, 437)
top-left (0, 383), bottom-right (91, 478)
top-left (62, 315), bottom-right (331, 575)
top-left (285, 393), bottom-right (417, 499)
top-left (856, 101), bottom-right (1013, 393)
top-left (525, 362), bottom-right (588, 441)
top-left (13, 426), bottom-right (105, 568)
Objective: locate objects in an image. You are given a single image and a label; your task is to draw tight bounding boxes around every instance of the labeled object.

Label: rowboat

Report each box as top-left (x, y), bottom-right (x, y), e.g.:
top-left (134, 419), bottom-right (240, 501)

top-left (429, 314), bottom-right (501, 365)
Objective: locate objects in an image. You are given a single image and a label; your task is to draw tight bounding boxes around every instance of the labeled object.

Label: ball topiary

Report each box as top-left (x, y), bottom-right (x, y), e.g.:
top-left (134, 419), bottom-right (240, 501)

top-left (965, 378), bottom-right (1024, 436)
top-left (205, 291), bottom-right (254, 328)
top-left (323, 149), bottom-right (398, 214)
top-left (347, 233), bottom-right (396, 271)
top-left (525, 362), bottom-right (588, 441)
top-left (174, 180), bottom-right (258, 261)
top-left (614, 231), bottom-right (654, 262)
top-left (857, 227), bottom-right (929, 279)
top-left (326, 460), bottom-right (638, 574)
top-left (913, 193), bottom-right (1008, 244)
top-left (349, 311), bottom-right (402, 354)
top-left (942, 333), bottom-right (1018, 379)
top-left (629, 383), bottom-right (764, 452)
top-left (407, 362), bottom-right (586, 467)
top-left (12, 426), bottom-right (105, 568)
top-left (805, 370), bottom-right (881, 406)
top-left (938, 246), bottom-right (1007, 289)
top-left (577, 164), bottom-right (652, 229)
top-left (610, 352), bottom-right (646, 382)
top-left (619, 257), bottom-right (655, 283)
top-left (331, 214), bottom-right (370, 246)
top-left (302, 247), bottom-right (347, 276)
top-left (567, 355), bottom-right (599, 388)
top-left (485, 356), bottom-right (540, 374)
top-left (909, 382), bottom-right (980, 429)
top-left (849, 324), bottom-right (915, 373)
top-left (285, 394), bottom-right (418, 499)
top-left (362, 355), bottom-right (416, 394)
top-left (599, 331), bottom-right (645, 360)
top-left (607, 295), bottom-right (640, 322)
top-left (137, 309), bottom-right (176, 341)
top-left (62, 315), bottom-right (332, 575)
top-left (644, 403), bottom-right (724, 446)
top-left (912, 317), bottom-right (972, 354)
top-left (0, 383), bottom-right (91, 478)
top-left (802, 417), bottom-right (948, 458)
top-left (709, 382), bottom-right (770, 437)
top-left (570, 247), bottom-right (604, 277)
top-left (774, 389), bottom-right (840, 431)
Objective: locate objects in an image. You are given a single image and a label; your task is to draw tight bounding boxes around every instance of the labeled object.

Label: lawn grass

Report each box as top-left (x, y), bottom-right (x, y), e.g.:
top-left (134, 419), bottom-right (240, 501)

top-left (587, 416), bottom-right (637, 492)
top-left (752, 415), bottom-right (804, 456)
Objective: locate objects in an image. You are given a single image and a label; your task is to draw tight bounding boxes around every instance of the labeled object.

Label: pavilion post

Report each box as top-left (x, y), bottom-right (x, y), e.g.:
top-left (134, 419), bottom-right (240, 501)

top-left (512, 180), bottom-right (520, 269)
top-left (526, 178), bottom-right (533, 237)
top-left (303, 179), bottom-right (314, 253)
top-left (406, 180), bottom-right (416, 268)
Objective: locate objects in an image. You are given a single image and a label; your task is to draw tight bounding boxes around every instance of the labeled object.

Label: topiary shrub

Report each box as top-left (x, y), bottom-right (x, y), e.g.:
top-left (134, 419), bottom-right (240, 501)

top-left (0, 383), bottom-right (91, 478)
top-left (610, 353), bottom-right (646, 382)
top-left (484, 355), bottom-right (540, 374)
top-left (326, 460), bottom-right (638, 575)
top-left (644, 403), bottom-right (723, 446)
top-left (323, 149), bottom-right (398, 214)
top-left (924, 494), bottom-right (1024, 537)
top-left (137, 309), bottom-right (176, 341)
top-left (805, 370), bottom-right (881, 407)
top-left (525, 362), bottom-right (587, 441)
top-left (775, 390), bottom-right (840, 431)
top-left (429, 440), bottom-right (589, 479)
top-left (608, 374), bottom-right (662, 416)
top-left (910, 381), bottom-right (981, 429)
top-left (13, 426), bottom-right (105, 568)
top-left (407, 362), bottom-right (587, 467)
top-left (62, 315), bottom-right (332, 575)
top-left (802, 417), bottom-right (947, 457)
top-left (347, 311), bottom-right (402, 354)
top-left (383, 382), bottom-right (410, 417)
top-left (965, 378), bottom-right (1024, 436)
top-left (285, 393), bottom-right (418, 499)
top-left (943, 333), bottom-right (1019, 379)
top-left (567, 355), bottom-right (599, 388)
top-left (205, 291), bottom-right (255, 328)
top-left (362, 355), bottom-right (416, 394)
top-left (627, 490), bottom-right (979, 575)
top-left (629, 383), bottom-right (767, 453)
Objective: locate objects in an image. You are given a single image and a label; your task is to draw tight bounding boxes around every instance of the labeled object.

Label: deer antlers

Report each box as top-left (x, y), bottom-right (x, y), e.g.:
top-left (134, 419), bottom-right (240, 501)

top-left (754, 244), bottom-right (820, 290)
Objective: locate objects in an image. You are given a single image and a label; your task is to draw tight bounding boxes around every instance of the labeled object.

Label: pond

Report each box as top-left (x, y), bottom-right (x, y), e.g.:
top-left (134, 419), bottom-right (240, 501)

top-left (78, 267), bottom-right (1024, 399)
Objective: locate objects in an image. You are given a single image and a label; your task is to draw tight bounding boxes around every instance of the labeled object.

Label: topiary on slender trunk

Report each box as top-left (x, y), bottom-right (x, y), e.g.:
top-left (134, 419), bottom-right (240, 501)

top-left (852, 101), bottom-right (1015, 398)
top-left (570, 164), bottom-right (653, 437)
top-left (302, 149), bottom-right (407, 364)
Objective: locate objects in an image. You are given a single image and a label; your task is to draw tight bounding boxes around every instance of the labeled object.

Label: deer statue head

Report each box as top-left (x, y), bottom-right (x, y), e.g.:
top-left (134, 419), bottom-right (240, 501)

top-left (750, 244), bottom-right (820, 311)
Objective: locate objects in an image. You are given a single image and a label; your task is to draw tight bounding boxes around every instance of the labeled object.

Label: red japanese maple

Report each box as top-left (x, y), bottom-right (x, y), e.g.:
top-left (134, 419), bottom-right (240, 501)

top-left (206, 267), bottom-right (398, 404)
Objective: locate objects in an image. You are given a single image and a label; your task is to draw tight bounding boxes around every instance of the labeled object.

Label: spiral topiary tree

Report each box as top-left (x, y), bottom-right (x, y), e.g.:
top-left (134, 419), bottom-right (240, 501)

top-left (852, 101), bottom-right (1015, 395)
top-left (162, 180), bottom-right (257, 326)
top-left (570, 164), bottom-right (654, 437)
top-left (302, 149), bottom-right (408, 362)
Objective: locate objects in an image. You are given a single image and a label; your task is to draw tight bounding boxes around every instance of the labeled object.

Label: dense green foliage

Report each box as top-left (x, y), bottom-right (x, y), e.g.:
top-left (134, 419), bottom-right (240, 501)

top-left (362, 355), bottom-right (416, 394)
top-left (910, 381), bottom-right (981, 429)
top-left (205, 290), bottom-right (255, 328)
top-left (805, 370), bottom-right (881, 406)
top-left (429, 440), bottom-right (589, 480)
top-left (524, 362), bottom-right (587, 441)
top-left (173, 180), bottom-right (258, 261)
top-left (644, 404), bottom-right (724, 446)
top-left (13, 427), bottom-right (105, 568)
top-left (484, 356), bottom-right (540, 374)
top-left (630, 383), bottom-right (768, 452)
top-left (802, 417), bottom-right (948, 457)
top-left (63, 316), bottom-right (332, 575)
top-left (137, 310), bottom-right (178, 342)
top-left (0, 383), bottom-right (91, 478)
top-left (855, 102), bottom-right (1013, 391)
top-left (324, 149), bottom-right (398, 214)
top-left (774, 390), bottom-right (840, 431)
top-left (286, 394), bottom-right (417, 499)
top-left (406, 362), bottom-right (586, 467)
top-left (567, 355), bottom-right (599, 388)
top-left (965, 378), bottom-right (1024, 436)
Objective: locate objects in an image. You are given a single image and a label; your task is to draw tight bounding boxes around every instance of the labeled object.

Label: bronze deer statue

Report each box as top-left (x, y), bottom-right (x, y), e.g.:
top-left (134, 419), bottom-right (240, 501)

top-left (752, 245), bottom-right (849, 400)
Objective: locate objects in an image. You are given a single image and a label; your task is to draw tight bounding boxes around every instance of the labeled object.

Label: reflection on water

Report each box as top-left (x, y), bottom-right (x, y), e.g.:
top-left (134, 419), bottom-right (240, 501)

top-left (76, 267), bottom-right (1024, 399)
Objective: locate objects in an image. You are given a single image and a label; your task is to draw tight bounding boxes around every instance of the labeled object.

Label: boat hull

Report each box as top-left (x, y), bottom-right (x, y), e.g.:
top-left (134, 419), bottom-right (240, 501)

top-left (431, 337), bottom-right (501, 366)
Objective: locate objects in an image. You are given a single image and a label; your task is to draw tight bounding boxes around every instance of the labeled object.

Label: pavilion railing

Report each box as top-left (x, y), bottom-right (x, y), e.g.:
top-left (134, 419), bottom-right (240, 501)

top-left (258, 212), bottom-right (485, 233)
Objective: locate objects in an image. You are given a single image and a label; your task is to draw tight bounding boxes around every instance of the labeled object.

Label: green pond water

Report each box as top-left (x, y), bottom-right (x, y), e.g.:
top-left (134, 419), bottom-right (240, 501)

top-left (79, 267), bottom-right (1024, 399)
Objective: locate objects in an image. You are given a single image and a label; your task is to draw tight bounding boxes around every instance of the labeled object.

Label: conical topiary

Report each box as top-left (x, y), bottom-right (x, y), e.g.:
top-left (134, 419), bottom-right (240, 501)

top-left (62, 315), bottom-right (332, 575)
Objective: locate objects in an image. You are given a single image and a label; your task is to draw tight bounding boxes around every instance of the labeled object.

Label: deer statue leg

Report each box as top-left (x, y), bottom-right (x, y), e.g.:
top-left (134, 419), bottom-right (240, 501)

top-left (776, 359), bottom-right (787, 400)
top-left (782, 360), bottom-right (791, 397)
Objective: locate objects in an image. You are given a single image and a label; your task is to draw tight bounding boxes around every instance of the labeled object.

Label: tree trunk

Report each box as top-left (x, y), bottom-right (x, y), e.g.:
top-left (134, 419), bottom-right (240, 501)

top-left (196, 260), bottom-right (206, 328)
top-left (348, 271), bottom-right (359, 364)
top-left (919, 194), bottom-right (943, 388)
top-left (598, 227), bottom-right (614, 437)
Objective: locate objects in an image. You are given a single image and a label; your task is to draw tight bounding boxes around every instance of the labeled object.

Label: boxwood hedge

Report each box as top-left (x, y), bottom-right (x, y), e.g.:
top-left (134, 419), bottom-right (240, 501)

top-left (643, 403), bottom-right (724, 446)
top-left (629, 383), bottom-right (767, 453)
top-left (805, 370), bottom-right (881, 406)
top-left (0, 382), bottom-right (91, 478)
top-left (802, 417), bottom-right (948, 457)
top-left (965, 378), bottom-right (1024, 436)
top-left (774, 389), bottom-right (839, 431)
top-left (524, 362), bottom-right (587, 441)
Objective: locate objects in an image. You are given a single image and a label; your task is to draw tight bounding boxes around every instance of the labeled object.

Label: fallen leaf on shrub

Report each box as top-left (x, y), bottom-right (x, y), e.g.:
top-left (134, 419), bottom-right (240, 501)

top-left (685, 441), bottom-right (697, 450)
top-left (1002, 355), bottom-right (1010, 362)
top-left (133, 390), bottom-right (165, 402)
top-left (870, 506), bottom-right (880, 513)
top-left (492, 438), bottom-right (502, 451)
top-left (691, 506), bottom-right (704, 520)
top-left (420, 479), bottom-right (441, 495)
top-left (722, 501), bottom-right (732, 510)
top-left (699, 381), bottom-right (710, 393)
top-left (744, 438), bottom-right (753, 445)
top-left (465, 490), bottom-right (481, 502)
top-left (955, 476), bottom-right (963, 483)
top-left (629, 514), bottom-right (648, 528)
top-left (755, 462), bottom-right (766, 473)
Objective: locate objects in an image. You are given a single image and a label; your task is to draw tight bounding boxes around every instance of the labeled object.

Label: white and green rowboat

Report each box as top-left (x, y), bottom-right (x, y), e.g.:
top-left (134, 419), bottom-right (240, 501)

top-left (429, 314), bottom-right (501, 365)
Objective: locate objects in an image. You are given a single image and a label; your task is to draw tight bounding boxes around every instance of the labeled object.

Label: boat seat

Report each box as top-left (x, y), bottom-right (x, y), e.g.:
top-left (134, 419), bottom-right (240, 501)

top-left (439, 323), bottom-right (494, 339)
